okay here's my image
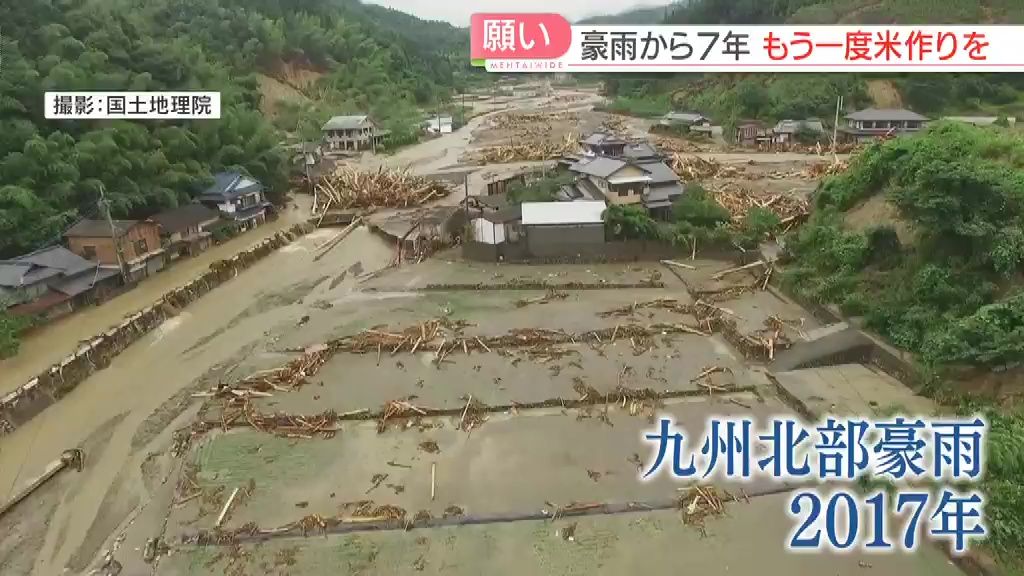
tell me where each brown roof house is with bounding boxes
[64,219,165,282]
[0,246,120,318]
[151,203,221,260]
[735,120,771,147]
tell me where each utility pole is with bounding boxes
[831,94,843,160]
[97,183,130,284]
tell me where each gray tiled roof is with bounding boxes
[0,263,30,287]
[845,108,928,122]
[643,182,685,208]
[152,204,220,234]
[52,267,120,297]
[622,142,661,160]
[64,219,138,238]
[322,115,372,131]
[637,161,678,184]
[570,157,628,178]
[581,132,626,146]
[0,246,99,289]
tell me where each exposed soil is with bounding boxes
[844,193,914,244]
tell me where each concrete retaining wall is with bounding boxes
[463,239,716,264]
[0,222,316,436]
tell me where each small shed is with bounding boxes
[521,201,606,258]
[423,115,454,134]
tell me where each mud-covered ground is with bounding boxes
[0,231,956,575]
[1,83,943,576]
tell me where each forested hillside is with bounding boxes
[577,3,680,24]
[0,0,472,259]
[781,123,1024,564]
[602,0,1024,127]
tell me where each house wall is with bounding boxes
[470,219,504,245]
[596,167,647,206]
[68,223,161,266]
[525,223,604,258]
[323,123,380,151]
[0,283,48,307]
[122,223,161,262]
[849,120,924,131]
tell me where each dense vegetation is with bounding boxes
[780,122,1024,563]
[577,3,680,24]
[604,184,777,248]
[0,0,472,260]
[785,122,1024,367]
[505,173,574,204]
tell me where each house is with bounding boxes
[0,246,120,318]
[568,153,684,218]
[735,121,771,147]
[151,204,221,259]
[423,115,453,135]
[839,108,928,143]
[521,201,606,258]
[569,157,650,206]
[638,161,685,221]
[580,132,628,157]
[469,203,523,245]
[321,115,389,152]
[199,171,271,231]
[773,119,826,145]
[64,219,165,281]
[621,141,663,163]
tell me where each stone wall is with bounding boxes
[0,222,315,435]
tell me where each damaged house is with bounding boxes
[151,203,221,260]
[321,115,390,152]
[64,219,165,282]
[0,246,121,318]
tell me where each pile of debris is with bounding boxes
[711,184,809,226]
[731,316,794,361]
[803,160,850,178]
[670,153,742,180]
[651,136,712,154]
[490,111,578,130]
[235,345,332,392]
[332,317,475,358]
[316,166,452,209]
[514,289,569,308]
[466,132,580,163]
[679,485,742,536]
[600,115,628,134]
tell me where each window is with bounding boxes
[618,189,629,197]
[239,193,259,209]
[82,245,97,260]
[134,239,148,254]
